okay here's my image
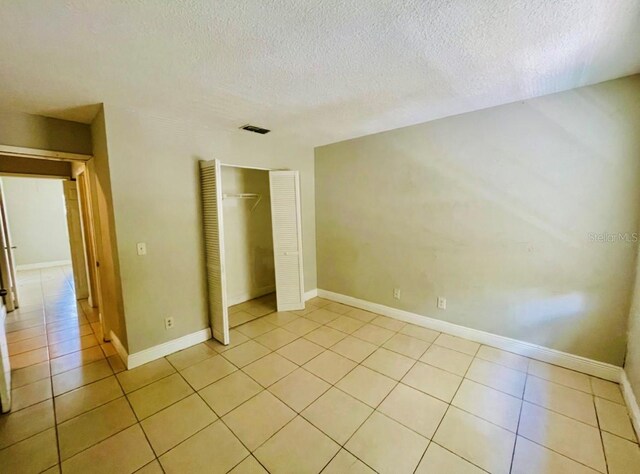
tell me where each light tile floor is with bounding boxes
[229,293,277,328]
[1,270,639,473]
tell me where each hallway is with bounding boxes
[1,265,122,472]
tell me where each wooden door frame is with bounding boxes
[75,169,99,308]
[0,145,110,339]
[0,181,19,311]
[0,145,91,162]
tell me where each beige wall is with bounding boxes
[315,76,640,365]
[1,177,71,266]
[0,109,92,154]
[222,166,275,305]
[625,246,640,403]
[102,104,316,353]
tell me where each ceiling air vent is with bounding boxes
[240,124,270,135]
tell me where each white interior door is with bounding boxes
[200,159,230,344]
[269,170,305,311]
[63,180,90,299]
[0,181,18,311]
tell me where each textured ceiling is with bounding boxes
[1,0,639,146]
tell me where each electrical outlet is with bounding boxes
[437,297,447,310]
[136,242,147,256]
[393,288,401,300]
[164,317,174,330]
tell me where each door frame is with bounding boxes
[75,168,100,308]
[0,181,19,311]
[0,145,110,339]
[0,144,91,162]
[211,163,306,333]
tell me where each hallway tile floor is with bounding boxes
[1,267,639,473]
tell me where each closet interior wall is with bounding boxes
[221,165,276,307]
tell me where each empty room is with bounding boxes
[0,1,639,473]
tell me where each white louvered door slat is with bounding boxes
[200,159,229,344]
[270,171,305,311]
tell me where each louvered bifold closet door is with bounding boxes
[269,171,305,311]
[200,159,229,344]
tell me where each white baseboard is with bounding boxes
[112,290,318,371]
[317,289,622,382]
[126,327,212,370]
[16,260,72,271]
[109,330,129,368]
[621,371,640,440]
[227,286,276,307]
[304,289,318,301]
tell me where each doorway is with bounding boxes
[0,143,121,414]
[221,165,277,328]
[0,165,106,413]
[199,160,306,345]
[0,177,93,311]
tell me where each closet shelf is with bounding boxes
[223,193,263,211]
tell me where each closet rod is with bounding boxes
[222,193,260,199]
[222,193,262,211]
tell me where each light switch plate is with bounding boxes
[136,242,147,256]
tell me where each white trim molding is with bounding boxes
[317,289,622,382]
[109,330,129,369]
[304,289,318,301]
[126,327,212,370]
[16,260,72,271]
[621,371,640,440]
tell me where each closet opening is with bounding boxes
[221,165,277,328]
[199,160,305,346]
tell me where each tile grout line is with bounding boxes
[232,337,379,472]
[204,328,344,471]
[194,303,398,471]
[53,292,105,469]
[513,376,618,474]
[508,373,528,474]
[515,431,611,473]
[409,341,494,474]
[305,308,490,472]
[148,321,502,470]
[76,350,161,470]
[592,378,611,474]
[40,269,63,473]
[167,303,602,473]
[337,343,424,473]
[3,293,634,473]
[163,354,270,473]
[51,287,137,471]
